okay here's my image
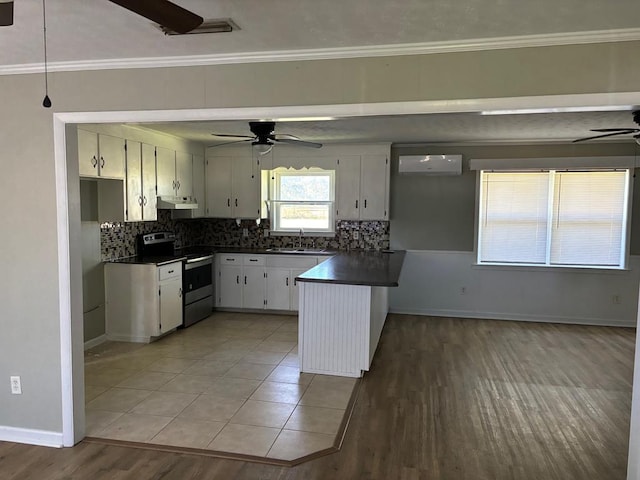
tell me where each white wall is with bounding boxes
[390,250,640,327]
[1,39,640,446]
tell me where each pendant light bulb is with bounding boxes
[42,95,51,108]
[41,0,51,109]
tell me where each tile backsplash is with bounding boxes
[101,212,390,261]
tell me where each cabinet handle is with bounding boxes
[286,277,289,286]
[172,180,176,189]
[168,269,174,274]
[355,200,358,209]
[294,278,297,286]
[236,275,240,284]
[177,180,181,190]
[138,196,143,206]
[235,199,238,207]
[226,258,235,262]
[364,199,367,208]
[249,259,258,262]
[91,156,98,168]
[227,198,230,207]
[244,276,247,285]
[100,156,105,168]
[143,196,147,206]
[178,288,182,298]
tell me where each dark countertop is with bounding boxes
[296,250,406,287]
[107,255,187,266]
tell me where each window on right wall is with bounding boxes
[477,169,631,269]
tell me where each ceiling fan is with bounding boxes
[108,0,203,34]
[211,122,323,154]
[573,110,640,144]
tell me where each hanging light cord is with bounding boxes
[42,0,51,108]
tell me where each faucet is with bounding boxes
[297,228,304,248]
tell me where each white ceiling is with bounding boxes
[4,1,640,145]
[2,0,640,67]
[136,110,640,146]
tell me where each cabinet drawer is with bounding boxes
[266,255,318,269]
[243,256,265,266]
[158,262,182,281]
[219,255,243,265]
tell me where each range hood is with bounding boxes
[156,196,198,210]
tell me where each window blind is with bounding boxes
[478,169,629,268]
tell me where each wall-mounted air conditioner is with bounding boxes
[398,154,462,175]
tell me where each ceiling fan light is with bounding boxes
[253,143,273,155]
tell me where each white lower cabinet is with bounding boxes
[105,261,183,343]
[216,254,321,312]
[215,254,266,309]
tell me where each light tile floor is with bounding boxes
[84,312,357,461]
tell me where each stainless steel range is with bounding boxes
[136,232,213,328]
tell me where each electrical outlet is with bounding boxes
[10,376,22,395]
[242,228,249,238]
[353,230,359,240]
[263,229,269,238]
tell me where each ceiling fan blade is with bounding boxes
[273,133,302,141]
[208,139,252,148]
[275,137,323,148]
[108,0,203,34]
[573,131,636,143]
[589,128,640,133]
[0,1,13,26]
[211,133,255,139]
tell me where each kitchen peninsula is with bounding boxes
[296,250,406,378]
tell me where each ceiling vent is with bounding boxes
[158,18,239,35]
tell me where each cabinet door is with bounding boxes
[206,156,233,217]
[218,265,243,308]
[360,155,389,220]
[335,156,361,220]
[192,154,206,218]
[141,143,158,221]
[175,151,193,197]
[156,147,176,197]
[125,140,143,222]
[98,134,125,179]
[78,129,99,177]
[243,266,266,309]
[290,268,310,311]
[232,157,261,219]
[266,268,291,310]
[159,277,183,334]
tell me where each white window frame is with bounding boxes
[269,168,335,234]
[475,166,633,270]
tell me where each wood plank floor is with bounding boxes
[0,315,635,480]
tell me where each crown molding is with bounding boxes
[2,27,640,75]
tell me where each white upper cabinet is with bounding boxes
[125,141,157,222]
[335,154,389,221]
[206,156,261,219]
[156,146,176,197]
[335,155,361,220]
[78,129,125,179]
[175,151,194,197]
[360,154,389,220]
[206,156,233,218]
[191,154,206,218]
[156,147,194,198]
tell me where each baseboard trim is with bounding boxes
[105,334,150,343]
[388,308,635,328]
[84,334,107,351]
[0,426,63,448]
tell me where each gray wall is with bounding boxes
[390,143,640,252]
[1,39,640,437]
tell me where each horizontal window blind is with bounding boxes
[478,169,629,268]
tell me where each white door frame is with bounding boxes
[55,93,640,479]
